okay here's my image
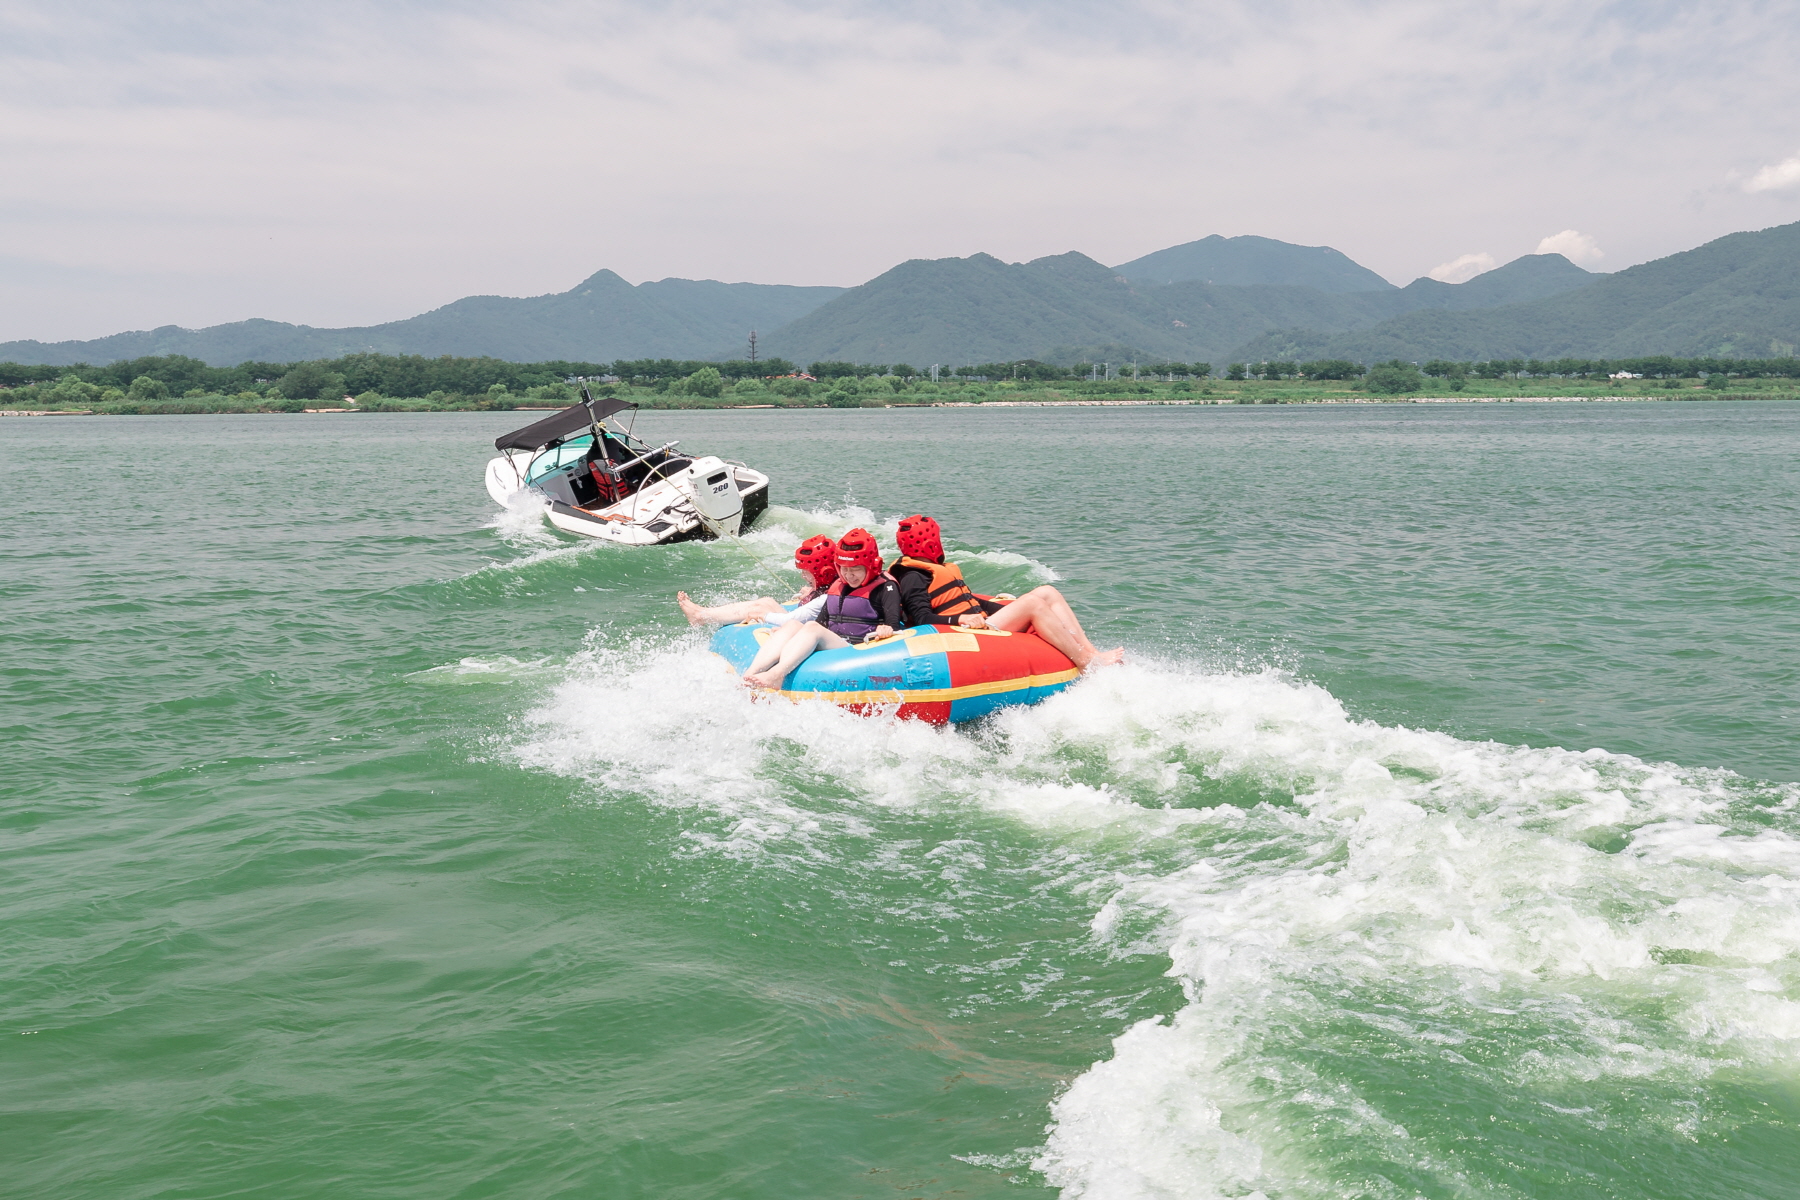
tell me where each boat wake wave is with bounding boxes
[503,592,1800,1198]
[473,501,1064,594]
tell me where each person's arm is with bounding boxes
[770,595,827,625]
[871,581,904,635]
[895,571,937,627]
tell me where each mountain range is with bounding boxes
[759,248,1597,366]
[5,225,1798,368]
[0,273,843,368]
[1230,222,1800,363]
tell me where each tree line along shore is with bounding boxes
[2,352,1798,415]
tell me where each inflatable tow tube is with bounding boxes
[709,621,1080,724]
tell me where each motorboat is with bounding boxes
[484,393,770,545]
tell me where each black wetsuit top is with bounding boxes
[892,562,1005,627]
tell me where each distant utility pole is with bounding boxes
[1132,362,1139,381]
[1090,363,1098,381]
[748,331,758,363]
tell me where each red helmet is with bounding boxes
[896,514,943,562]
[834,527,884,575]
[793,535,838,588]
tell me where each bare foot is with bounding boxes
[1084,647,1126,671]
[741,670,784,690]
[677,591,705,626]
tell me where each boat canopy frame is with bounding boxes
[493,394,636,452]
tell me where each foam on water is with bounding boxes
[409,656,554,685]
[474,498,1064,601]
[510,634,972,858]
[958,549,1064,583]
[1015,672,1800,1198]
[503,561,1800,1198]
[485,488,563,547]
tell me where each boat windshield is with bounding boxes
[523,428,656,485]
[524,435,595,484]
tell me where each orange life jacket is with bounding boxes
[894,555,983,618]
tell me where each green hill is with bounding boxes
[1229,223,1800,363]
[1112,233,1396,292]
[759,250,1594,366]
[1391,254,1597,310]
[0,272,845,368]
[759,251,1169,366]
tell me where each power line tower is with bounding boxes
[747,331,759,363]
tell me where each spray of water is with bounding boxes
[484,507,1800,1197]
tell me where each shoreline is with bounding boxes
[931,394,1661,408]
[0,393,1785,417]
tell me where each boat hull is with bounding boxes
[709,622,1079,724]
[487,452,770,546]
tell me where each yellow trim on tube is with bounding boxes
[777,668,1080,706]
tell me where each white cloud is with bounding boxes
[1534,230,1605,265]
[1428,252,1496,284]
[1744,153,1800,193]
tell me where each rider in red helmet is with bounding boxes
[741,528,904,690]
[890,513,1123,671]
[792,535,839,591]
[677,534,840,627]
[891,514,1003,628]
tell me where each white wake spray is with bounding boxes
[500,575,1800,1199]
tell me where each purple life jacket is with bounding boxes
[823,575,891,643]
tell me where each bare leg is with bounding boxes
[744,622,849,690]
[986,585,1124,671]
[678,591,782,627]
[742,619,808,678]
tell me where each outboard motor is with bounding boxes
[682,456,744,538]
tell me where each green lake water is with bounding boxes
[4,401,1798,1199]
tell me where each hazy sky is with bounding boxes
[5,0,1800,342]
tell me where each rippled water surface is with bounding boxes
[5,402,1799,1199]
